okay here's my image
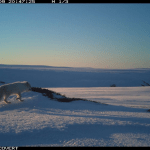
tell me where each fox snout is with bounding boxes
[29,88,32,91]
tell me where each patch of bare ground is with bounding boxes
[31,87,87,102]
[31,87,106,105]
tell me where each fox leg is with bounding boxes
[16,93,23,102]
[4,95,11,104]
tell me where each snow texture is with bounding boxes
[0,64,150,146]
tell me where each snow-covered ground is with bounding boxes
[48,87,150,109]
[0,64,150,87]
[0,64,150,146]
[0,87,150,146]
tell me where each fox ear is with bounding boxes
[26,82,31,87]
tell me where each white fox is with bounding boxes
[0,81,32,104]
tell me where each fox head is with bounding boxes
[0,87,4,100]
[25,82,32,91]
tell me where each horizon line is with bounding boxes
[0,63,150,70]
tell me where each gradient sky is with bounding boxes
[0,4,150,69]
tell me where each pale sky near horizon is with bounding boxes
[0,4,150,69]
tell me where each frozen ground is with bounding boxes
[0,64,150,146]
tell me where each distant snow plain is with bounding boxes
[0,64,150,146]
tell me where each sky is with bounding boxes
[0,4,150,69]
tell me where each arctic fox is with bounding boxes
[0,81,32,104]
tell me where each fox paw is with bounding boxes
[4,101,11,104]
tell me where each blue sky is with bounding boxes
[0,4,150,69]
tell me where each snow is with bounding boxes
[0,64,150,87]
[52,93,65,99]
[0,64,150,146]
[48,87,150,109]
